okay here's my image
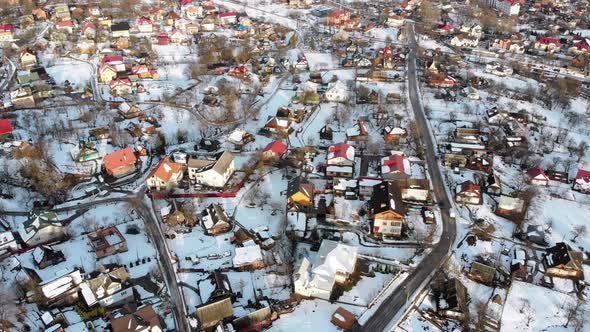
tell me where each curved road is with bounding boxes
[353,22,456,332]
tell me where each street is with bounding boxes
[353,21,457,332]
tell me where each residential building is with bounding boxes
[233,245,265,270]
[32,245,65,269]
[370,182,406,238]
[294,240,358,300]
[194,297,233,330]
[381,152,411,180]
[103,147,137,178]
[31,269,84,307]
[526,166,549,186]
[543,242,584,280]
[18,212,65,247]
[287,176,315,209]
[455,180,482,205]
[146,158,183,191]
[80,267,133,308]
[326,143,355,178]
[573,169,590,193]
[111,305,163,332]
[111,22,130,38]
[261,140,288,161]
[188,151,235,188]
[200,204,231,235]
[19,49,38,69]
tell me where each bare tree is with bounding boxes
[571,225,587,242]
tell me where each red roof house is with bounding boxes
[104,147,137,177]
[146,157,183,190]
[0,119,13,138]
[262,140,288,160]
[573,169,590,193]
[526,166,549,186]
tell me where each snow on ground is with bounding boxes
[501,281,585,332]
[270,300,364,332]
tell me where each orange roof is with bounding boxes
[148,158,182,182]
[104,147,137,172]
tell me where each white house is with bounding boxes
[18,212,65,247]
[146,158,183,191]
[294,240,358,300]
[488,0,520,16]
[324,81,349,103]
[188,151,235,188]
[450,35,479,48]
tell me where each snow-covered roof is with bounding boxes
[309,240,358,291]
[233,245,263,267]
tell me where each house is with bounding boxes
[103,147,137,178]
[264,116,292,135]
[194,297,234,330]
[31,269,83,307]
[326,143,355,178]
[71,142,100,163]
[488,0,520,15]
[324,81,349,103]
[428,74,457,88]
[170,29,188,44]
[526,166,549,186]
[200,204,231,235]
[0,119,13,140]
[54,4,71,20]
[381,152,411,180]
[294,240,358,300]
[18,212,65,247]
[88,226,128,259]
[383,126,407,144]
[186,23,200,34]
[79,266,133,308]
[326,9,351,27]
[218,12,238,25]
[137,17,154,33]
[182,1,203,20]
[573,169,590,193]
[534,37,561,52]
[227,128,255,148]
[469,261,496,285]
[0,231,19,257]
[400,179,432,205]
[55,21,75,33]
[32,245,65,269]
[486,173,502,195]
[387,15,405,28]
[111,22,130,38]
[262,140,288,161]
[450,35,479,48]
[146,158,183,191]
[345,120,369,144]
[370,182,406,238]
[431,273,468,319]
[98,64,118,83]
[111,305,162,332]
[11,88,36,108]
[32,8,50,20]
[496,195,524,218]
[0,24,14,41]
[543,242,584,280]
[19,49,38,69]
[188,151,235,188]
[233,245,265,270]
[109,78,133,95]
[287,176,315,210]
[455,180,482,205]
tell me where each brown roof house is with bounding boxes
[455,180,482,205]
[543,242,584,280]
[469,261,496,285]
[200,204,232,235]
[79,266,134,309]
[331,307,357,330]
[111,305,163,332]
[88,226,128,259]
[194,297,234,330]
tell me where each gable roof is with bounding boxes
[148,158,181,182]
[263,140,288,156]
[327,143,354,161]
[0,119,13,136]
[111,305,161,332]
[371,181,406,215]
[526,166,548,180]
[104,147,137,172]
[381,153,410,174]
[460,180,480,194]
[575,169,590,183]
[287,176,314,199]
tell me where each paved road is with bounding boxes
[136,193,191,332]
[353,22,457,332]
